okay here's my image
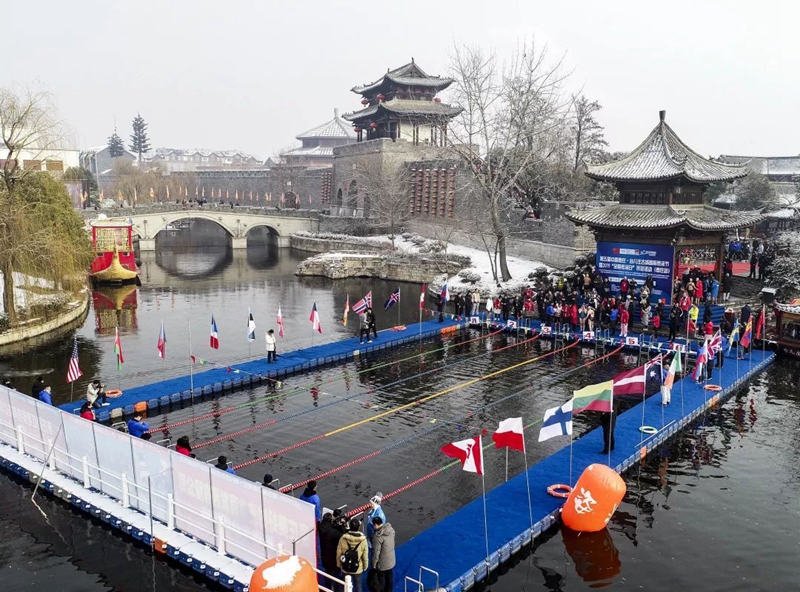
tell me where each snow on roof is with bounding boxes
[296,109,356,140]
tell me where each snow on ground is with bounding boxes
[0,272,61,316]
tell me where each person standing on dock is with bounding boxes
[337,518,368,592]
[265,329,277,363]
[319,513,343,589]
[175,436,194,456]
[437,295,446,323]
[215,455,236,474]
[370,516,396,592]
[127,414,151,439]
[79,402,96,421]
[366,307,378,340]
[299,480,322,524]
[37,385,53,405]
[365,493,386,548]
[31,376,45,399]
[262,474,276,489]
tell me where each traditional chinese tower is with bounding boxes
[567,111,763,299]
[343,59,462,145]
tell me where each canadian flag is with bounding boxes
[492,417,525,451]
[441,435,484,475]
[419,284,426,309]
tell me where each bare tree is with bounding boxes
[571,95,608,172]
[351,157,411,249]
[0,86,65,192]
[447,39,571,282]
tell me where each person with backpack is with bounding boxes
[337,518,368,592]
[370,516,396,592]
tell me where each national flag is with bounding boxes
[538,400,573,442]
[663,354,682,390]
[572,380,613,414]
[440,283,449,303]
[210,314,220,349]
[420,284,426,309]
[343,295,349,327]
[493,417,525,451]
[247,309,256,342]
[727,319,740,353]
[114,327,124,371]
[692,341,709,380]
[309,303,323,334]
[611,365,646,397]
[708,330,723,356]
[352,291,372,315]
[190,355,208,365]
[384,288,400,311]
[277,306,284,338]
[157,321,167,359]
[740,318,753,348]
[645,356,667,385]
[66,337,82,383]
[755,307,765,339]
[441,435,484,475]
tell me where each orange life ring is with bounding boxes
[105,389,123,398]
[547,483,573,498]
[703,385,722,392]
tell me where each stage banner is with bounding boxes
[596,242,675,304]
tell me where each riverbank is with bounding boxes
[0,289,90,353]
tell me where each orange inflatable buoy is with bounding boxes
[703,384,722,392]
[250,555,317,592]
[105,389,123,398]
[562,464,626,533]
[547,483,573,498]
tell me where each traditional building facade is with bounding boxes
[144,148,261,173]
[567,111,763,299]
[282,109,356,168]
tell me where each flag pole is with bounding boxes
[188,317,194,403]
[522,435,534,534]
[607,390,613,467]
[504,447,508,482]
[480,469,490,571]
[569,428,574,486]
[397,294,401,328]
[660,355,665,428]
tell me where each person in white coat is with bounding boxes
[265,329,277,363]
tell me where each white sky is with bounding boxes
[3,0,797,160]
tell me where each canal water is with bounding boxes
[0,233,798,591]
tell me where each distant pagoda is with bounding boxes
[343,59,462,145]
[282,109,356,167]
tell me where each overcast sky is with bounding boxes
[3,0,797,160]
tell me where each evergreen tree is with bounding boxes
[107,128,125,158]
[129,113,151,162]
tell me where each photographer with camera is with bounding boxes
[86,379,109,408]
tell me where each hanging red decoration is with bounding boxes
[434,97,441,103]
[376,94,385,102]
[361,98,369,106]
[354,126,361,133]
[369,122,378,129]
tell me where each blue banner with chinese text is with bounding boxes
[596,241,675,304]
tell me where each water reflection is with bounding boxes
[561,528,621,588]
[92,285,138,336]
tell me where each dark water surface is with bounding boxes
[0,244,798,591]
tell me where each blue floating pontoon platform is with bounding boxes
[393,328,775,592]
[59,319,464,416]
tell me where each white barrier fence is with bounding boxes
[0,385,318,569]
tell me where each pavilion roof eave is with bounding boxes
[565,204,765,232]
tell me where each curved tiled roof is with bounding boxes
[296,110,356,140]
[586,112,748,184]
[343,98,462,122]
[352,61,454,94]
[565,204,764,231]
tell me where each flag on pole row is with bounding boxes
[190,355,208,365]
[310,302,323,334]
[352,291,372,315]
[247,309,256,342]
[419,284,426,309]
[708,330,723,356]
[157,321,167,359]
[440,283,449,303]
[114,328,125,371]
[384,288,400,311]
[572,380,613,414]
[210,314,220,349]
[611,365,646,397]
[692,340,709,380]
[727,319,740,353]
[441,435,484,475]
[740,318,753,348]
[755,307,765,339]
[343,295,349,327]
[66,337,82,383]
[492,417,525,451]
[538,400,573,442]
[277,306,285,338]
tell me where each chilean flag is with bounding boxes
[210,314,220,349]
[309,302,323,334]
[157,321,167,359]
[441,435,484,475]
[492,417,525,452]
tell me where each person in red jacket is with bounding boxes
[620,307,630,337]
[651,311,661,337]
[79,402,96,421]
[569,303,579,331]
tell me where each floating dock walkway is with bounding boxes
[394,320,775,592]
[59,318,464,418]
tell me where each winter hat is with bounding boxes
[370,492,383,506]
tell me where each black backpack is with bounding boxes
[341,539,361,573]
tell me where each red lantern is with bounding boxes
[361,98,369,106]
[354,126,361,133]
[376,94,385,102]
[434,97,441,103]
[369,122,378,129]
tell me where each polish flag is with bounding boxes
[441,435,484,475]
[492,417,525,452]
[277,305,284,338]
[310,302,323,334]
[420,284,426,309]
[210,314,220,349]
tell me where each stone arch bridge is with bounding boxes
[84,206,320,251]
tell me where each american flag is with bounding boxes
[66,338,82,383]
[352,291,372,315]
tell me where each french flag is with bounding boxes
[210,314,220,349]
[441,283,449,303]
[492,417,525,451]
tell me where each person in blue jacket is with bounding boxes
[299,479,322,523]
[38,385,53,405]
[366,493,386,547]
[215,455,236,474]
[127,414,151,440]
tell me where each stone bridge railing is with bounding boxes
[80,204,321,220]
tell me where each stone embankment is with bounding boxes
[0,289,90,353]
[296,251,464,283]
